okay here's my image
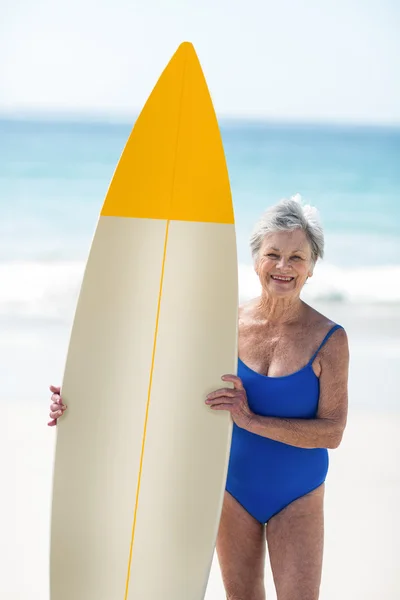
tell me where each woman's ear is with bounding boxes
[308,258,317,278]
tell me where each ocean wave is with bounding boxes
[1,260,399,321]
[0,261,83,321]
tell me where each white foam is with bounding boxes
[1,260,399,322]
[0,261,83,320]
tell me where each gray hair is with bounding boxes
[249,194,324,263]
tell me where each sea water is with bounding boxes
[1,116,399,323]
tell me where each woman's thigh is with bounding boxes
[266,484,325,600]
[216,491,266,600]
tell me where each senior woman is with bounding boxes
[205,196,349,600]
[48,196,349,600]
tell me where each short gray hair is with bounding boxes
[249,194,324,263]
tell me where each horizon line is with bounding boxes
[0,109,399,131]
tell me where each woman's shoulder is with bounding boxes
[304,303,338,329]
[304,304,348,354]
[238,298,257,316]
[238,298,262,328]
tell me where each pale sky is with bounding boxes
[1,0,399,124]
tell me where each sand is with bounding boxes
[2,301,400,599]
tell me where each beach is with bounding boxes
[1,302,400,599]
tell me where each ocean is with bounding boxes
[1,116,400,598]
[1,117,400,323]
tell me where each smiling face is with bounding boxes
[255,228,315,299]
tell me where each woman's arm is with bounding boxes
[247,328,349,449]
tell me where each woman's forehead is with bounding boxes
[261,229,311,251]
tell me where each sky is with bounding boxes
[1,0,399,124]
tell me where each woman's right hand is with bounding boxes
[48,385,67,426]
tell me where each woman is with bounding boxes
[48,195,349,600]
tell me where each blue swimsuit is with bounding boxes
[226,324,343,524]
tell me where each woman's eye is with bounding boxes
[291,256,302,260]
[267,253,279,258]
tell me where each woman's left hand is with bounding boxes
[205,374,255,430]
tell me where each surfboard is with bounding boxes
[49,42,238,600]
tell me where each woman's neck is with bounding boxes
[256,293,304,325]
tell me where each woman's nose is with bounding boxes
[277,256,290,270]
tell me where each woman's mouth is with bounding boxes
[270,275,294,283]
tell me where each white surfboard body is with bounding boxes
[49,42,238,600]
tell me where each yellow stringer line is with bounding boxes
[123,46,188,600]
[123,219,170,600]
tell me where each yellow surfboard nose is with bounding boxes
[100,42,234,225]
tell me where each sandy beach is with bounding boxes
[1,300,399,599]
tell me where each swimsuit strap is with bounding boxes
[308,324,343,366]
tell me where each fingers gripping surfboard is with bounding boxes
[49,42,238,600]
